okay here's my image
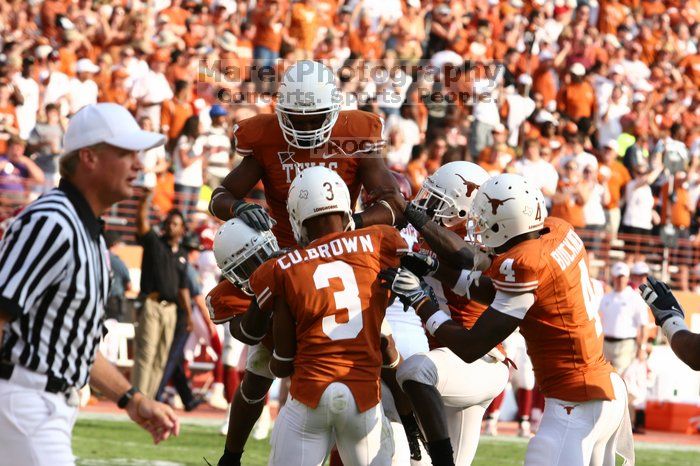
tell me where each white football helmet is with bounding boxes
[287,166,353,246]
[276,60,341,149]
[214,218,279,295]
[469,173,547,250]
[411,161,489,227]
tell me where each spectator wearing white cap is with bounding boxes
[67,58,99,115]
[598,262,650,373]
[504,74,536,147]
[629,261,650,291]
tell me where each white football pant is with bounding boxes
[397,347,509,465]
[525,373,632,466]
[268,382,393,466]
[0,368,79,466]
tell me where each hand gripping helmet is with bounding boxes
[287,166,353,246]
[213,218,279,294]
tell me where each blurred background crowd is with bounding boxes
[0,0,699,431]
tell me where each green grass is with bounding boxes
[73,418,699,466]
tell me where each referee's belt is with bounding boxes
[146,292,176,305]
[0,361,72,394]
[603,336,636,343]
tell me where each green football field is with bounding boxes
[73,418,699,466]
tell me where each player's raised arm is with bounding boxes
[641,277,700,370]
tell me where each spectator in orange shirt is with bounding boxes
[550,160,589,228]
[599,0,630,35]
[599,140,632,239]
[533,51,558,112]
[286,0,319,59]
[406,145,429,196]
[252,0,284,67]
[349,13,384,60]
[101,69,136,113]
[557,63,596,121]
[161,80,194,144]
[0,83,20,157]
[426,137,448,175]
[660,170,694,290]
[477,124,514,176]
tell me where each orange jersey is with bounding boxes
[250,225,406,412]
[205,280,253,324]
[486,217,614,402]
[233,111,384,248]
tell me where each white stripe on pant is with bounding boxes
[0,368,78,466]
[268,382,394,466]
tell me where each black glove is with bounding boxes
[639,276,685,326]
[379,267,436,311]
[403,203,431,232]
[400,250,438,278]
[233,201,275,231]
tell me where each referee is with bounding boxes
[0,103,180,465]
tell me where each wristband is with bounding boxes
[272,350,295,362]
[117,386,140,409]
[382,353,401,369]
[661,315,688,342]
[426,311,451,336]
[352,213,364,229]
[377,200,396,226]
[208,191,225,216]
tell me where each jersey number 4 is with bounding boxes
[314,261,363,340]
[579,260,602,336]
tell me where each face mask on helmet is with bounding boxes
[412,184,465,227]
[277,107,339,149]
[221,231,279,295]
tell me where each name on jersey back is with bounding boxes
[277,234,375,270]
[551,229,585,271]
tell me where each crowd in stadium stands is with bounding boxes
[0,0,697,424]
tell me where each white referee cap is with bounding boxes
[63,103,165,154]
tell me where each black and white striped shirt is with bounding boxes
[0,179,109,388]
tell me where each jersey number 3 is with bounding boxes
[314,261,363,340]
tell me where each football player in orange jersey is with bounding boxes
[382,173,633,466]
[250,166,406,466]
[207,219,281,466]
[208,60,404,247]
[391,162,509,466]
